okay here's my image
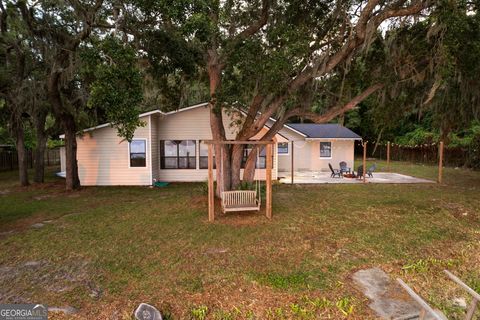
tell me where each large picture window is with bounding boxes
[129,140,147,167]
[278,142,289,155]
[319,142,332,158]
[199,141,215,169]
[161,140,196,169]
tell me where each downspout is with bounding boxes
[149,115,153,185]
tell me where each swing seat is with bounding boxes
[221,190,261,213]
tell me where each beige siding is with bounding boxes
[67,106,285,185]
[76,115,151,186]
[157,105,241,140]
[278,140,313,172]
[157,107,278,182]
[60,147,66,172]
[277,139,355,173]
[308,140,355,171]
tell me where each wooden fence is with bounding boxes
[0,148,61,171]
[356,142,469,168]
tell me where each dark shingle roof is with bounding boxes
[286,123,362,139]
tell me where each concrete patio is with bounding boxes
[279,171,434,184]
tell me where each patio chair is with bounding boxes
[339,161,351,175]
[367,163,377,178]
[329,163,342,178]
[356,165,364,179]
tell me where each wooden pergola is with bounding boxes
[204,140,274,222]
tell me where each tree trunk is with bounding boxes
[371,127,384,156]
[48,73,80,190]
[33,135,47,183]
[230,144,245,189]
[207,50,231,196]
[14,121,29,187]
[33,111,48,183]
[242,146,258,183]
[63,116,80,191]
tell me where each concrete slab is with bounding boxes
[279,172,433,184]
[353,268,446,320]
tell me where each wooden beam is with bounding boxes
[266,143,272,219]
[208,144,215,222]
[387,141,390,172]
[363,141,367,183]
[204,140,274,145]
[438,141,444,184]
[396,279,445,320]
[444,270,480,301]
[466,298,478,320]
[291,141,294,185]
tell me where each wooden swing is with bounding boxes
[221,189,260,212]
[204,140,273,221]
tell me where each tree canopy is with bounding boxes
[1,0,480,189]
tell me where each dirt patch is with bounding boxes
[213,211,267,226]
[0,259,99,303]
[190,195,208,208]
[441,201,478,221]
[0,213,54,233]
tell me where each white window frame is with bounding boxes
[319,141,332,159]
[128,138,148,168]
[277,142,289,156]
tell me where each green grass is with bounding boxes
[0,163,479,319]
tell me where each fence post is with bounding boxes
[363,141,367,183]
[438,141,444,184]
[290,141,294,185]
[387,141,390,172]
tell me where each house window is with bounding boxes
[278,142,289,154]
[319,142,332,158]
[241,145,273,169]
[160,140,196,169]
[199,141,215,169]
[130,140,147,167]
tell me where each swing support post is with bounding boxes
[205,140,275,222]
[208,144,215,222]
[266,143,273,219]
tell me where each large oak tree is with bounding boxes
[127,0,430,193]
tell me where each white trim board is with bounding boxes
[59,110,164,139]
[305,137,362,141]
[164,102,209,115]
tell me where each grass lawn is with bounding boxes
[0,162,479,319]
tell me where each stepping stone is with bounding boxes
[204,247,229,255]
[452,297,467,309]
[134,303,162,320]
[31,223,45,229]
[353,268,446,320]
[24,261,42,267]
[48,306,78,315]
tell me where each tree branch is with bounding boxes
[231,0,270,43]
[252,83,382,144]
[289,83,384,123]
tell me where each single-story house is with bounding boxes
[59,102,361,185]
